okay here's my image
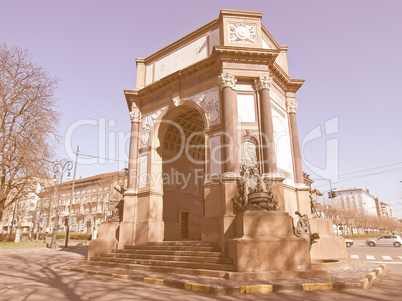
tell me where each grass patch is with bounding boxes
[0,241,47,249]
[342,234,384,239]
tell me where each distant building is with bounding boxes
[43,170,128,234]
[1,171,127,235]
[380,202,393,218]
[336,188,378,216]
[0,178,51,234]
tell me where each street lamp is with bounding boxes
[49,160,72,249]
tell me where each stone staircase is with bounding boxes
[81,241,236,278]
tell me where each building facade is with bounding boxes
[336,188,378,216]
[0,179,51,235]
[1,171,127,236]
[380,202,393,218]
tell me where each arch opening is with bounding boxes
[159,108,207,241]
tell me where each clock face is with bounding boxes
[228,22,257,44]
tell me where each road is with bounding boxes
[347,239,402,274]
[0,243,401,300]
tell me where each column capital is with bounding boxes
[255,75,272,91]
[130,111,142,123]
[219,73,237,90]
[287,102,298,114]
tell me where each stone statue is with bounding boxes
[108,200,123,222]
[294,211,320,245]
[233,163,279,213]
[309,188,323,218]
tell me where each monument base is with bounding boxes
[88,222,119,259]
[228,211,311,272]
[310,218,348,269]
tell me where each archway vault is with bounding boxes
[159,106,207,241]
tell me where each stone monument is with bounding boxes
[89,9,348,274]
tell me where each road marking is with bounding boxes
[351,255,359,259]
[368,261,402,265]
[398,256,402,260]
[366,255,375,260]
[382,256,393,261]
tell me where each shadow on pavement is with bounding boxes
[59,243,88,258]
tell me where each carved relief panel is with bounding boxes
[228,22,257,44]
[141,107,167,147]
[188,87,220,126]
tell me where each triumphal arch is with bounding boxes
[89,9,347,274]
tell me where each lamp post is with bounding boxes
[49,160,73,249]
[65,146,79,248]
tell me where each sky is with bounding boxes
[1,0,402,217]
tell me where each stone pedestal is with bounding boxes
[310,218,348,261]
[202,175,239,249]
[88,222,119,259]
[228,211,311,272]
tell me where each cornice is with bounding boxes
[124,89,140,111]
[219,9,263,19]
[270,62,304,93]
[126,46,304,109]
[213,45,280,59]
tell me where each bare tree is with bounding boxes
[0,43,59,222]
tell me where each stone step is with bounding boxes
[101,253,233,264]
[111,249,223,258]
[134,241,220,247]
[122,245,222,252]
[90,256,236,271]
[80,260,231,278]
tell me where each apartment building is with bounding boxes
[336,188,378,216]
[1,171,127,235]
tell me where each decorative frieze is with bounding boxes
[141,107,166,146]
[130,111,142,123]
[286,102,298,114]
[228,22,257,44]
[219,73,237,90]
[255,75,272,91]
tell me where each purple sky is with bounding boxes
[2,1,402,217]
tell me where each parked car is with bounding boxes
[365,235,402,247]
[345,239,353,247]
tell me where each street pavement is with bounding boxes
[0,243,402,300]
[347,239,402,274]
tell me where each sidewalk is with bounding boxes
[60,260,386,295]
[0,246,396,300]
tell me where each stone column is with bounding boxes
[287,101,304,184]
[256,75,277,174]
[127,110,141,191]
[219,73,239,174]
[117,109,142,248]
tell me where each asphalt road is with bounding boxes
[0,244,401,300]
[347,239,402,274]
